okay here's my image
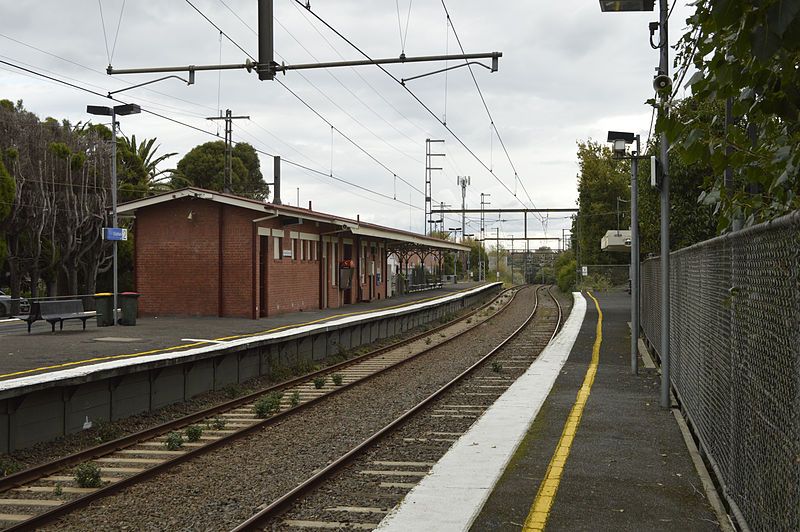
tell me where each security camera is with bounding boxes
[653,74,672,91]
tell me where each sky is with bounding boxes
[0,0,695,247]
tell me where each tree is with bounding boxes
[172,141,269,199]
[574,140,630,266]
[660,0,800,229]
[0,155,14,271]
[116,134,176,202]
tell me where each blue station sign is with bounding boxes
[103,227,128,241]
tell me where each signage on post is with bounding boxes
[582,266,589,276]
[103,227,128,241]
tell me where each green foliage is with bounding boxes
[491,361,503,373]
[116,134,177,202]
[332,373,343,386]
[574,141,630,265]
[290,390,301,407]
[0,158,14,222]
[557,259,577,293]
[661,1,800,229]
[313,375,326,389]
[207,416,227,430]
[578,273,612,292]
[185,425,203,442]
[74,462,102,488]
[254,392,283,417]
[172,141,269,199]
[164,431,184,450]
[0,455,22,477]
[222,384,242,399]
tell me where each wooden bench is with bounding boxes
[14,300,96,333]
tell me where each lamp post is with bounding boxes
[600,0,671,408]
[608,131,641,375]
[87,103,141,326]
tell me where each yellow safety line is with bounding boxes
[522,291,603,532]
[0,284,486,380]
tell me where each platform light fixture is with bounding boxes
[87,102,142,326]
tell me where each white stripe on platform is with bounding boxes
[375,292,586,532]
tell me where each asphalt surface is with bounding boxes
[0,282,483,381]
[471,290,721,532]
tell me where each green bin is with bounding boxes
[119,292,140,326]
[94,292,114,327]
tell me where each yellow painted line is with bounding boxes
[0,284,486,380]
[522,291,603,532]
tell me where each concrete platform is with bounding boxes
[0,282,500,453]
[0,282,482,382]
[378,290,723,531]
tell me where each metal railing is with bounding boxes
[641,210,800,532]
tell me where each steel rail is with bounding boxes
[0,286,521,531]
[231,285,561,531]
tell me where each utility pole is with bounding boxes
[206,109,249,193]
[658,0,671,409]
[480,193,491,281]
[457,175,470,279]
[425,139,445,235]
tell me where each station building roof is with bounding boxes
[117,187,470,252]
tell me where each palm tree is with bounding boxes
[117,135,177,195]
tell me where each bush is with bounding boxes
[491,361,503,373]
[290,390,301,407]
[578,273,612,292]
[0,456,22,477]
[332,373,343,386]
[185,425,203,442]
[557,259,577,293]
[207,416,227,430]
[74,462,102,488]
[313,376,326,389]
[164,431,184,450]
[254,392,283,418]
[93,421,122,443]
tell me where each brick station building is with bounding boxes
[117,187,468,319]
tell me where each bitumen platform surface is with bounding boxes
[378,290,722,531]
[0,282,482,383]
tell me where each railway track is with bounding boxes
[0,286,519,530]
[234,286,563,531]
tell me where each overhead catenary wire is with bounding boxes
[0,57,425,214]
[293,0,533,215]
[439,0,541,220]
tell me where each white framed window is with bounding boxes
[312,241,318,261]
[290,238,296,260]
[273,237,280,260]
[300,240,305,260]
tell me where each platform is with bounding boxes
[378,290,725,531]
[0,282,482,383]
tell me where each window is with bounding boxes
[300,240,305,260]
[273,237,280,260]
[360,243,366,284]
[312,241,318,261]
[291,238,296,260]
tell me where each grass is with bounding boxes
[491,361,503,373]
[254,392,283,418]
[185,425,203,442]
[164,431,184,451]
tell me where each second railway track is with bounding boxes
[237,285,564,531]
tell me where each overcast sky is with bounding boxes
[0,0,694,246]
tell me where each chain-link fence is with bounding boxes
[641,210,800,532]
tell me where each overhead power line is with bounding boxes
[293,0,532,213]
[0,57,423,214]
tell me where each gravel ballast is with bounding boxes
[43,287,541,531]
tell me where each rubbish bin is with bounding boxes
[94,292,114,327]
[119,292,140,326]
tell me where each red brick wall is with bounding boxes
[264,221,323,316]
[220,205,255,318]
[135,198,222,317]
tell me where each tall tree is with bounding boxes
[171,141,269,200]
[660,0,800,228]
[117,134,176,201]
[574,140,630,266]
